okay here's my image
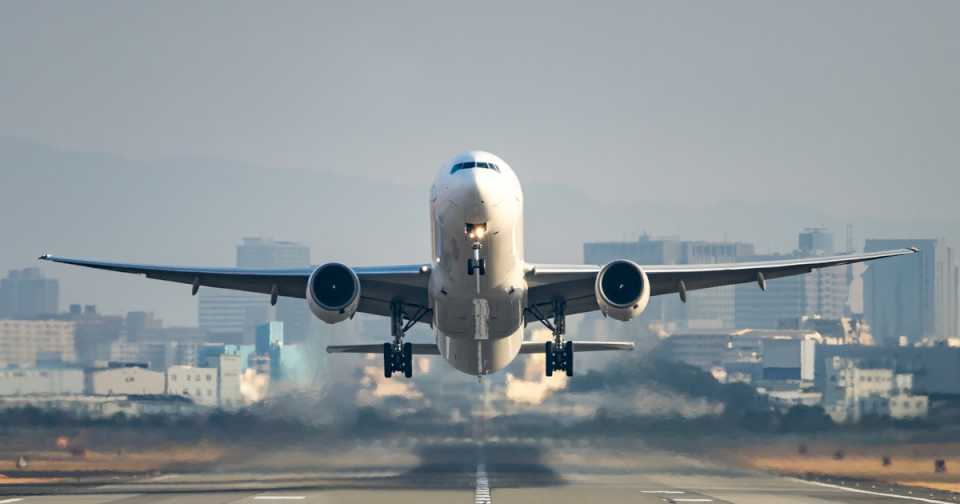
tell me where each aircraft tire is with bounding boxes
[383,343,393,378]
[545,341,554,377]
[403,342,413,378]
[564,341,574,377]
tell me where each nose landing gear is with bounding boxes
[467,257,486,276]
[465,223,487,279]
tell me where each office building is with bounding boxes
[0,268,59,319]
[0,320,75,367]
[822,357,928,423]
[124,311,163,342]
[166,365,219,407]
[735,228,850,329]
[199,237,311,344]
[863,239,958,344]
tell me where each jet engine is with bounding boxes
[595,260,651,321]
[306,263,360,324]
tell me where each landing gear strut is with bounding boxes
[383,301,427,378]
[526,299,573,377]
[467,243,486,276]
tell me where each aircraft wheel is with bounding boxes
[467,258,475,276]
[564,341,574,377]
[478,258,486,275]
[383,343,393,378]
[403,342,413,378]
[545,341,554,377]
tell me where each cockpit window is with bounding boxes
[450,161,500,174]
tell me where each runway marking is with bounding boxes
[669,499,712,503]
[146,474,178,481]
[0,499,24,504]
[475,461,492,504]
[639,490,685,494]
[797,479,954,504]
[254,497,306,501]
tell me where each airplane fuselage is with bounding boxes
[429,152,526,375]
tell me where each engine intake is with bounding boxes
[595,260,650,321]
[307,263,360,324]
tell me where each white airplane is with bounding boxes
[41,151,916,378]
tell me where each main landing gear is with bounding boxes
[526,299,574,377]
[383,301,428,378]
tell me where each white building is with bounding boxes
[166,365,219,407]
[0,320,76,366]
[216,354,244,408]
[822,357,928,423]
[88,366,165,395]
[0,368,84,396]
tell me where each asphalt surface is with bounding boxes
[2,440,959,504]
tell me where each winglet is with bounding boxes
[38,253,51,261]
[909,246,920,253]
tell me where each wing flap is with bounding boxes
[518,341,635,353]
[326,343,440,355]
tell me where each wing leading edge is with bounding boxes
[525,247,918,321]
[38,254,431,322]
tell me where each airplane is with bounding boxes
[40,151,917,379]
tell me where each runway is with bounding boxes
[2,440,958,504]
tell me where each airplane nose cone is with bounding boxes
[455,169,503,223]
[454,169,504,215]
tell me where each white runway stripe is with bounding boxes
[254,497,306,501]
[797,479,954,504]
[0,499,24,504]
[475,461,492,504]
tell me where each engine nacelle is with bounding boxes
[306,263,360,324]
[595,260,651,321]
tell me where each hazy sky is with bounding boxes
[1,1,958,325]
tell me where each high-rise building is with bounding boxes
[735,229,849,329]
[198,289,269,345]
[584,235,754,331]
[863,238,958,345]
[198,238,312,344]
[0,268,59,319]
[237,238,311,344]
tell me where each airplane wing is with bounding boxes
[38,254,431,322]
[525,248,918,321]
